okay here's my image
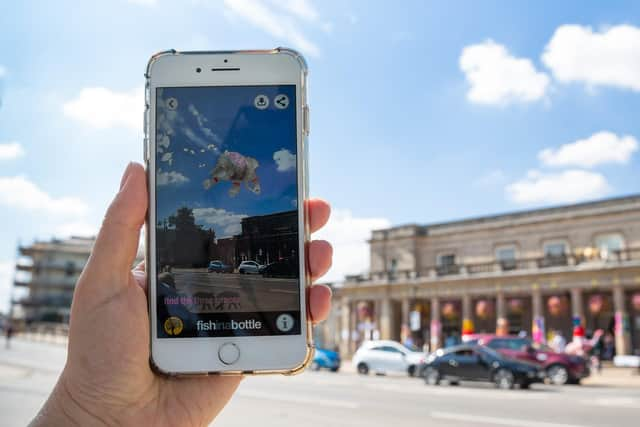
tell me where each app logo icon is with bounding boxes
[164,316,184,336]
[274,94,289,109]
[254,94,269,110]
[275,313,295,332]
[166,97,178,111]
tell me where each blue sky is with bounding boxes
[155,85,298,237]
[1,1,639,311]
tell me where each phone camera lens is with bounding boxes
[224,59,228,63]
[196,67,202,73]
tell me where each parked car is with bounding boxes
[352,340,426,376]
[261,258,297,278]
[238,260,264,274]
[310,348,341,372]
[469,335,589,385]
[421,344,546,389]
[207,260,233,273]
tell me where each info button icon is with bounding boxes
[275,313,295,332]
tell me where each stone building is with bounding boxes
[12,237,95,323]
[330,195,640,357]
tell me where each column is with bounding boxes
[379,298,392,340]
[531,287,545,344]
[401,298,410,343]
[570,288,584,327]
[496,291,508,336]
[613,286,631,356]
[430,297,441,351]
[339,297,350,356]
[349,300,358,354]
[462,294,474,337]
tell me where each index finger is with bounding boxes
[307,198,330,233]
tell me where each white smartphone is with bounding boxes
[144,49,312,375]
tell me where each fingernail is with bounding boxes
[120,162,135,190]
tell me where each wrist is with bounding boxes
[30,371,111,427]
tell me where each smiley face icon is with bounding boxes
[164,316,184,336]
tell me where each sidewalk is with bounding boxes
[582,366,640,388]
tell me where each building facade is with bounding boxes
[331,195,640,357]
[12,237,95,323]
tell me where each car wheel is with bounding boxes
[408,365,417,377]
[448,380,460,386]
[520,381,531,389]
[424,367,440,386]
[239,269,245,274]
[357,362,369,375]
[494,369,515,390]
[330,366,340,372]
[310,361,320,371]
[547,365,569,385]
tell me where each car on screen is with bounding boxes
[207,260,233,273]
[261,258,297,278]
[420,344,545,389]
[310,348,341,372]
[469,335,589,385]
[237,260,265,274]
[353,340,426,376]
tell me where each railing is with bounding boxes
[362,246,640,283]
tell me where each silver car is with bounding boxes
[238,260,264,274]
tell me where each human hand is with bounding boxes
[31,162,333,427]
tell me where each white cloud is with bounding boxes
[542,24,640,91]
[0,176,88,217]
[222,0,322,57]
[273,148,296,171]
[506,170,610,205]
[0,142,25,160]
[313,209,391,283]
[272,0,318,21]
[0,261,14,314]
[0,65,6,78]
[460,40,550,105]
[54,221,98,238]
[63,87,143,131]
[539,131,638,168]
[193,207,248,237]
[157,170,190,186]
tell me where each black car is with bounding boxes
[420,344,545,389]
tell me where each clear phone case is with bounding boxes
[144,48,313,376]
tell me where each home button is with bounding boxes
[218,343,240,365]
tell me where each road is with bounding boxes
[170,269,299,312]
[1,339,639,427]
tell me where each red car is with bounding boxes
[468,335,589,385]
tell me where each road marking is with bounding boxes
[430,411,588,427]
[237,389,360,409]
[583,397,640,408]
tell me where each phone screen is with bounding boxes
[154,85,301,338]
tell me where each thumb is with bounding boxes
[79,163,148,300]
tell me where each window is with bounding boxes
[436,253,458,275]
[487,338,529,350]
[541,240,568,267]
[496,246,517,270]
[65,261,75,277]
[453,349,474,357]
[595,233,624,260]
[381,346,405,354]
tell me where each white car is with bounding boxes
[238,260,264,274]
[352,340,426,376]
